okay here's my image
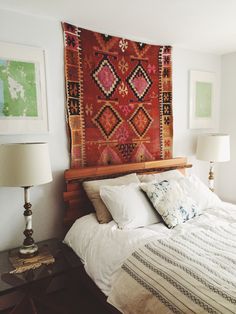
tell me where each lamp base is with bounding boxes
[20,186,38,259]
[208,161,215,192]
[19,243,38,258]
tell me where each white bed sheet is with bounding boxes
[64,202,236,296]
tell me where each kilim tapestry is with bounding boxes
[62,22,173,168]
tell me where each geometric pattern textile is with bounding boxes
[62,22,173,168]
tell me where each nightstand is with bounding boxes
[0,238,82,313]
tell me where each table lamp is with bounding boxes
[196,134,230,191]
[0,143,52,258]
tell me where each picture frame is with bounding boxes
[0,42,48,134]
[189,70,216,129]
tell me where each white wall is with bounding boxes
[0,9,222,250]
[172,48,221,183]
[218,53,236,203]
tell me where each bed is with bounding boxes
[63,158,236,314]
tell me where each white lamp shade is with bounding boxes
[0,142,52,187]
[196,134,230,162]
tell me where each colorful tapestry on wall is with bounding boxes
[62,22,173,168]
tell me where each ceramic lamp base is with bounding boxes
[19,243,38,258]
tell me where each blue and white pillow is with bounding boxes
[140,180,201,228]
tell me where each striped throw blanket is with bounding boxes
[108,225,236,314]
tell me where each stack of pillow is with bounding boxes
[83,170,222,230]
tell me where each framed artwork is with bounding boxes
[0,42,48,134]
[189,70,216,129]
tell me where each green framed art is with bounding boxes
[189,70,216,129]
[0,42,48,134]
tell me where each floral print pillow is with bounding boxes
[140,180,201,228]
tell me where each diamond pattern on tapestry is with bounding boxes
[63,22,173,167]
[116,143,137,161]
[129,106,153,137]
[127,63,152,100]
[93,104,122,139]
[98,146,122,165]
[133,143,155,162]
[92,58,120,98]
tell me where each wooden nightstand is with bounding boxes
[0,238,82,313]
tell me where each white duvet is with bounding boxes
[64,202,236,296]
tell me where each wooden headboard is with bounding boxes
[63,157,191,228]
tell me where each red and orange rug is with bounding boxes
[62,22,173,168]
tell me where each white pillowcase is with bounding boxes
[177,175,222,211]
[83,173,140,223]
[141,180,201,228]
[138,169,183,183]
[100,183,161,229]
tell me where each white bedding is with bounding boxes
[64,201,236,296]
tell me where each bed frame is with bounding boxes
[63,157,191,313]
[63,157,190,229]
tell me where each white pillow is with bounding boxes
[140,180,201,228]
[83,173,140,223]
[138,169,183,183]
[100,183,161,229]
[177,175,222,210]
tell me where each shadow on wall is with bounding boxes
[32,169,67,241]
